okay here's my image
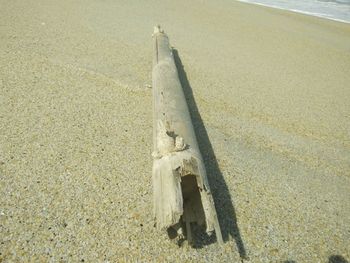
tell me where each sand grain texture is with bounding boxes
[1,0,350,262]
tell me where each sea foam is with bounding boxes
[237,0,350,23]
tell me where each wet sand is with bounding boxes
[1,0,349,261]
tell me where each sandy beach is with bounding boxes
[1,0,350,261]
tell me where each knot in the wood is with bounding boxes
[175,136,186,151]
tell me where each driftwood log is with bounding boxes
[152,25,223,244]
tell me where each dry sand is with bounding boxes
[1,0,350,262]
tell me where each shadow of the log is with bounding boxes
[173,49,247,259]
[329,255,349,263]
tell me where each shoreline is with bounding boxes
[236,0,350,24]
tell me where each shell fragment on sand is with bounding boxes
[151,25,223,245]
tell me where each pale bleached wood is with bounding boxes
[152,25,223,244]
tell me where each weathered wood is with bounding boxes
[152,25,223,244]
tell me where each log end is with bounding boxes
[153,25,164,35]
[152,152,223,245]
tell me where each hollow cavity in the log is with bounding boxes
[167,172,206,244]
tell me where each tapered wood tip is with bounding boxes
[153,25,164,35]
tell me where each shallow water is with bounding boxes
[237,0,350,23]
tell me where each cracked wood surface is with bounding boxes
[151,26,223,244]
